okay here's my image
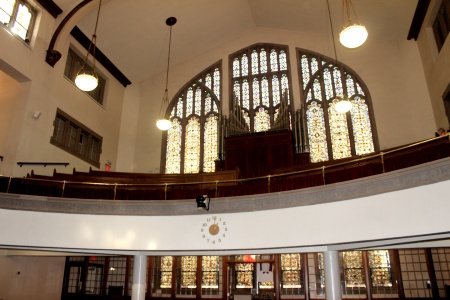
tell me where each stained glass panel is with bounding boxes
[165,118,182,174]
[181,256,197,288]
[281,74,290,104]
[186,88,194,116]
[272,75,280,106]
[346,75,355,98]
[307,101,328,162]
[333,68,344,98]
[281,254,301,288]
[214,68,220,100]
[351,97,374,155]
[177,98,183,118]
[203,114,217,173]
[184,117,200,174]
[311,58,319,75]
[241,54,248,76]
[234,81,241,106]
[368,251,392,287]
[205,95,212,114]
[161,256,173,288]
[323,68,334,100]
[251,50,259,75]
[313,79,322,101]
[236,263,253,288]
[270,49,278,72]
[242,80,250,110]
[205,73,212,90]
[279,50,287,71]
[202,256,219,288]
[0,0,15,24]
[260,48,268,73]
[261,77,270,107]
[213,102,218,113]
[306,90,312,101]
[253,78,260,108]
[195,88,202,115]
[343,251,365,288]
[233,58,240,78]
[329,100,351,159]
[356,82,365,96]
[254,107,270,132]
[301,55,310,90]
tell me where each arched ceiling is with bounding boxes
[53,0,418,84]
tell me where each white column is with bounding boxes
[132,254,147,300]
[323,250,342,300]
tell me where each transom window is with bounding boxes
[163,62,221,174]
[298,49,377,162]
[231,44,293,132]
[0,0,36,43]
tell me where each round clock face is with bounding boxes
[201,216,227,244]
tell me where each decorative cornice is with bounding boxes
[1,158,449,216]
[407,0,431,41]
[36,0,63,19]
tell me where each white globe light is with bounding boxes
[339,24,368,49]
[75,73,98,91]
[156,119,172,130]
[335,100,352,113]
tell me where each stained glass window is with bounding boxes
[281,74,290,104]
[1,0,36,43]
[165,118,182,174]
[260,48,268,73]
[272,75,280,106]
[203,115,218,172]
[161,256,173,288]
[281,254,301,288]
[299,49,376,162]
[233,58,240,78]
[241,54,248,76]
[254,107,270,132]
[253,78,260,108]
[279,50,287,71]
[202,256,219,288]
[368,251,392,287]
[251,50,259,75]
[164,62,221,174]
[181,256,197,288]
[184,116,200,174]
[242,79,250,110]
[342,251,365,288]
[236,263,253,288]
[270,49,278,72]
[261,77,270,107]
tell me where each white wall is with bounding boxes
[133,27,436,173]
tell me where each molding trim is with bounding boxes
[407,0,431,40]
[36,0,63,18]
[1,157,449,216]
[70,26,132,87]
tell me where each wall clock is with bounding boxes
[201,216,227,244]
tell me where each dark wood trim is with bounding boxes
[171,256,177,299]
[222,256,228,300]
[62,257,71,294]
[362,251,372,300]
[303,253,310,300]
[101,257,110,295]
[407,0,431,40]
[391,250,405,299]
[273,254,280,300]
[196,256,202,299]
[70,26,132,87]
[425,249,440,298]
[82,257,89,294]
[46,0,93,67]
[124,256,131,297]
[36,0,62,18]
[147,256,154,299]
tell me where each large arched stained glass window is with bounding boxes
[298,49,377,162]
[231,44,293,132]
[163,62,221,174]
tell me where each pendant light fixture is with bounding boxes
[75,0,103,92]
[339,0,368,49]
[327,0,352,113]
[156,17,177,131]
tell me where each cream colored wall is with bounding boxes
[0,6,126,177]
[0,255,65,300]
[416,0,450,130]
[133,27,436,173]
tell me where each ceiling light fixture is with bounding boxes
[75,0,102,92]
[339,0,368,49]
[327,0,352,113]
[156,17,177,131]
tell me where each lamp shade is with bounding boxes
[156,119,172,130]
[335,100,352,113]
[339,24,368,49]
[75,73,98,91]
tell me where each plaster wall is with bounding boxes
[416,0,450,130]
[134,27,436,173]
[0,255,65,300]
[0,7,126,177]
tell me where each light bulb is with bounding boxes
[75,73,98,91]
[339,24,368,49]
[156,119,172,130]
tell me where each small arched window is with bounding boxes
[298,49,378,162]
[162,62,221,174]
[0,0,37,43]
[230,44,293,132]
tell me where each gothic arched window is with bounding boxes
[298,49,378,163]
[162,62,221,174]
[231,44,293,132]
